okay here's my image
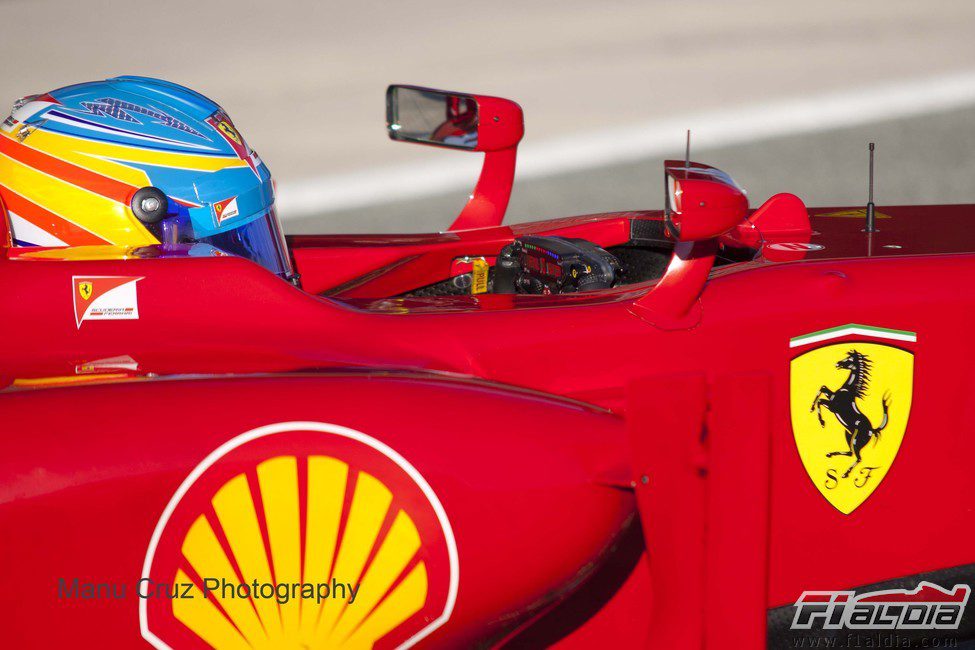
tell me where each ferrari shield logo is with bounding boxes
[216,119,242,145]
[789,325,916,514]
[78,281,93,301]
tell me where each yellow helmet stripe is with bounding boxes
[29,129,248,184]
[0,151,156,246]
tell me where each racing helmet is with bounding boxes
[0,76,296,282]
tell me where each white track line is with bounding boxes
[276,70,975,220]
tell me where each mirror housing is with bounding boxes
[386,85,523,153]
[664,161,748,242]
[386,85,525,230]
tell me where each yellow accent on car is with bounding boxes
[173,455,430,649]
[471,258,489,294]
[790,342,914,514]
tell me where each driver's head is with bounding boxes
[0,76,295,281]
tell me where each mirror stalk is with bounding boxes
[630,240,715,329]
[387,85,524,231]
[448,147,517,231]
[632,160,750,328]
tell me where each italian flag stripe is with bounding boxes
[789,324,916,348]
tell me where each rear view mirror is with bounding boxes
[387,86,479,150]
[664,161,748,241]
[385,84,524,229]
[386,85,523,153]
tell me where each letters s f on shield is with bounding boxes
[789,325,915,514]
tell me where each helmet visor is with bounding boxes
[194,207,294,281]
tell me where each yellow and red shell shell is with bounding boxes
[141,422,457,649]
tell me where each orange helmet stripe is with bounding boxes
[2,188,109,245]
[0,133,137,205]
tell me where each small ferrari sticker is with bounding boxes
[74,354,139,375]
[206,111,262,180]
[213,196,239,224]
[790,324,915,514]
[72,276,143,328]
[215,118,242,146]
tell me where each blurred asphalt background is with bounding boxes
[3,0,975,232]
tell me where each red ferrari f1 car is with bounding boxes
[2,83,973,649]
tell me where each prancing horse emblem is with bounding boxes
[811,350,890,479]
[78,281,93,301]
[789,327,915,514]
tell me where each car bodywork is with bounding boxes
[2,86,974,648]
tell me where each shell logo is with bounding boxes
[141,422,458,649]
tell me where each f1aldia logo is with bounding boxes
[792,582,970,631]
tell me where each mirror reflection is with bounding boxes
[387,86,478,149]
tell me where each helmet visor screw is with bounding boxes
[141,197,161,213]
[131,187,169,223]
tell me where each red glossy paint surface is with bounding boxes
[0,375,633,646]
[449,147,518,231]
[448,93,524,231]
[4,185,975,646]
